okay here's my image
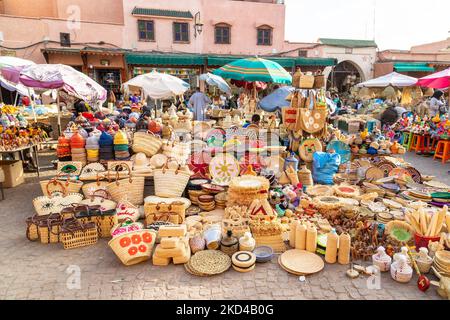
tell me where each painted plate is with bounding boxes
[209,153,240,186]
[206,128,226,147]
[405,167,422,184]
[188,151,212,178]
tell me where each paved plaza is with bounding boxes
[0,151,448,300]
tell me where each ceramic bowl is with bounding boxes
[253,246,274,263]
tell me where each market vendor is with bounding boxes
[429,90,447,117]
[188,87,211,121]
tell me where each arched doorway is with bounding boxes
[327,60,364,93]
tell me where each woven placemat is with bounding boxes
[279,250,324,275]
[188,250,231,276]
[278,256,306,276]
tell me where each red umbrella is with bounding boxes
[417,67,450,105]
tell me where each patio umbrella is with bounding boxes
[122,71,190,100]
[356,72,417,88]
[199,73,231,94]
[213,57,292,85]
[230,79,267,91]
[259,86,295,112]
[417,68,450,89]
[0,56,36,103]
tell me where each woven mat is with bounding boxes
[279,250,324,275]
[188,250,231,276]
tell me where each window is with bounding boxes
[138,20,155,41]
[257,26,272,46]
[298,50,308,57]
[345,48,353,54]
[60,33,71,47]
[215,24,230,44]
[173,22,189,43]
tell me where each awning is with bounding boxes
[207,56,335,67]
[295,57,337,66]
[126,53,205,66]
[394,62,435,72]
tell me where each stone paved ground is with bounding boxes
[0,150,448,300]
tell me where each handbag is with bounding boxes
[106,163,145,206]
[59,217,98,250]
[74,204,118,238]
[40,173,83,197]
[153,162,191,198]
[115,198,140,222]
[298,69,315,89]
[33,190,84,216]
[132,131,163,157]
[26,213,62,244]
[297,108,328,134]
[80,189,116,211]
[81,174,110,198]
[144,201,186,226]
[57,161,83,176]
[282,106,298,131]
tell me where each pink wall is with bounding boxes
[122,0,286,55]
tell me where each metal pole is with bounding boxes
[57,90,61,136]
[13,91,18,107]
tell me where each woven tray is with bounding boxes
[279,249,324,275]
[187,250,231,276]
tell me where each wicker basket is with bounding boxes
[76,207,118,239]
[106,164,145,206]
[298,71,315,89]
[144,202,186,226]
[40,174,83,196]
[154,164,191,198]
[81,174,109,198]
[108,229,157,266]
[26,213,62,243]
[60,218,98,250]
[313,70,325,89]
[132,131,162,157]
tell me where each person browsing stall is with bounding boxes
[188,87,211,121]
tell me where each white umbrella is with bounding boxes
[0,56,36,105]
[356,72,418,88]
[199,73,231,94]
[122,71,190,100]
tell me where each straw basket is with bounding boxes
[154,164,191,198]
[108,229,157,266]
[40,174,83,196]
[299,72,315,89]
[132,131,163,157]
[81,174,109,198]
[313,70,325,88]
[59,218,98,250]
[106,164,145,206]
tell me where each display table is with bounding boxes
[0,143,42,177]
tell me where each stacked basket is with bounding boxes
[70,131,87,165]
[114,130,130,160]
[99,131,114,161]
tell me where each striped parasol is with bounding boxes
[213,57,292,85]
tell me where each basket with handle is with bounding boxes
[297,68,315,89]
[153,161,191,198]
[144,201,186,226]
[40,173,83,196]
[132,131,163,157]
[38,214,63,244]
[106,163,145,206]
[81,173,109,198]
[313,69,326,88]
[74,203,118,238]
[59,217,98,250]
[108,228,157,266]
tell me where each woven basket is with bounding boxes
[81,174,109,198]
[313,70,325,88]
[40,174,83,196]
[132,131,162,157]
[60,219,98,250]
[299,71,315,89]
[106,164,145,206]
[144,202,186,226]
[154,164,191,198]
[108,229,157,266]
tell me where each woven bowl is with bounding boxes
[253,246,274,263]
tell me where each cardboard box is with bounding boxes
[0,160,25,188]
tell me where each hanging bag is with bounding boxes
[298,70,315,89]
[314,69,326,89]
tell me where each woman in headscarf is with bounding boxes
[429,90,445,116]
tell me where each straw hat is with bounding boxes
[133,153,150,170]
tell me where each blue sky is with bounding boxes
[285,0,450,50]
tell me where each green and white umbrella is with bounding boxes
[213,57,292,85]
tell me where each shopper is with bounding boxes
[188,87,211,121]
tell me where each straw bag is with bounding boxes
[80,189,116,211]
[57,161,83,176]
[40,173,83,197]
[132,131,162,157]
[282,107,298,131]
[74,205,118,238]
[106,164,145,206]
[292,69,302,89]
[26,213,62,244]
[154,163,191,198]
[313,70,325,89]
[116,198,140,222]
[33,192,84,216]
[298,69,315,89]
[108,228,157,266]
[297,109,327,134]
[81,174,109,198]
[59,218,98,250]
[144,201,186,226]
